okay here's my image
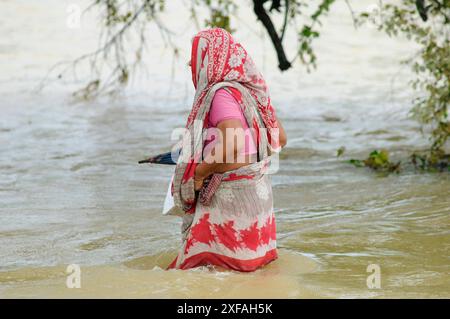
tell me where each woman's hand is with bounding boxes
[194,175,204,191]
[194,165,206,191]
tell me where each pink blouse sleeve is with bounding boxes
[209,88,248,128]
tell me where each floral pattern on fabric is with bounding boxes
[183,212,276,255]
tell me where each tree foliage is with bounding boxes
[358,0,449,169]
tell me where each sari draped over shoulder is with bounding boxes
[168,28,279,271]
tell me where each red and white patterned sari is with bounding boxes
[168,28,279,272]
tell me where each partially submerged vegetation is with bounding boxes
[338,148,449,173]
[348,150,401,173]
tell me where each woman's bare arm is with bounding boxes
[194,116,287,190]
[267,117,287,156]
[276,117,287,148]
[194,119,249,190]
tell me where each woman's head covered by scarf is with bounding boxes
[187,28,278,142]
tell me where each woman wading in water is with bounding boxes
[168,28,287,271]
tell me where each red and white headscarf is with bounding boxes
[173,28,279,214]
[188,28,278,134]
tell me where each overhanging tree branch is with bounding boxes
[253,0,292,71]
